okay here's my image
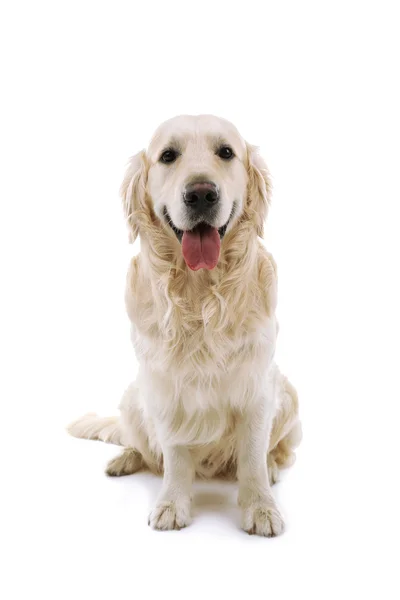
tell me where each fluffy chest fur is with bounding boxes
[125,240,278,412]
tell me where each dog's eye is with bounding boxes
[217,146,234,160]
[160,149,179,164]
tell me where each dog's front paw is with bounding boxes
[148,500,192,531]
[241,502,285,537]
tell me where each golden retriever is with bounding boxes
[68,114,301,537]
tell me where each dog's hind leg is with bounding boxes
[267,370,302,482]
[106,448,143,477]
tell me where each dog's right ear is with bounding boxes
[120,150,147,243]
[245,143,272,238]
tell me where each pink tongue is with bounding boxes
[182,227,221,271]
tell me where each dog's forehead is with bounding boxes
[147,115,246,160]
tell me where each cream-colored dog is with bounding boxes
[69,115,301,537]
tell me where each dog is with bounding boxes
[68,114,301,537]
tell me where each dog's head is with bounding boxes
[121,115,271,271]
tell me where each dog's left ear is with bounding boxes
[246,143,272,237]
[120,150,147,243]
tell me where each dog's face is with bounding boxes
[122,115,270,271]
[148,115,247,237]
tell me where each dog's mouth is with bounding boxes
[163,207,234,271]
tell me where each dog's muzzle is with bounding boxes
[183,181,219,221]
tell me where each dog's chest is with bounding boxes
[125,254,276,380]
[129,295,273,382]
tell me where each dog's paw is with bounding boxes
[267,454,279,485]
[241,502,285,537]
[105,448,142,477]
[148,500,192,531]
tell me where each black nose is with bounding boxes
[184,182,219,210]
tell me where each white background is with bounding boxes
[1,1,399,598]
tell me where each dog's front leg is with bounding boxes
[237,394,285,537]
[148,445,194,531]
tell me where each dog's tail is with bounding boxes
[67,413,122,445]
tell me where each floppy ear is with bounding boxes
[246,143,272,237]
[120,150,147,242]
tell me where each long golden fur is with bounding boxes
[69,115,301,536]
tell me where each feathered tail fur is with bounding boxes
[67,413,122,446]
